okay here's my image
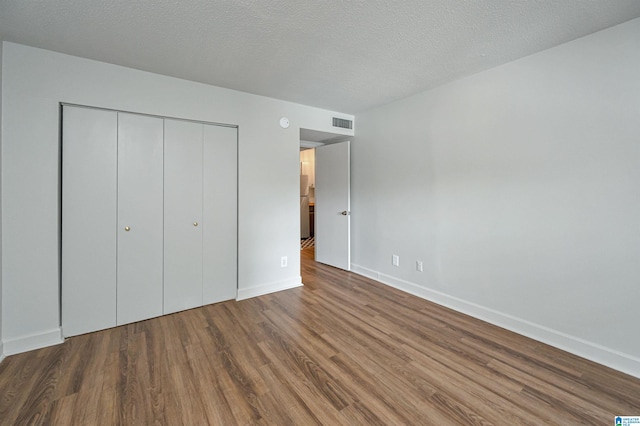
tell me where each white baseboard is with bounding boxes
[351,263,640,379]
[236,276,303,301]
[0,342,5,364]
[3,328,64,356]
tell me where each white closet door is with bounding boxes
[117,113,164,325]
[163,119,204,314]
[203,125,238,304]
[62,106,117,337]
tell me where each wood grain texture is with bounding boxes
[0,248,638,425]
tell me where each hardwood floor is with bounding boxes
[1,248,639,425]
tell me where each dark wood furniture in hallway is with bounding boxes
[0,248,638,424]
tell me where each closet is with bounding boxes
[61,105,237,337]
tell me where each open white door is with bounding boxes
[315,141,350,270]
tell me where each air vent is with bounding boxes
[332,117,353,130]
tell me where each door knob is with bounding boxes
[340,211,350,216]
[193,222,198,227]
[124,226,131,231]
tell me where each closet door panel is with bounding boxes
[117,113,164,325]
[62,106,117,337]
[164,119,203,314]
[203,125,238,304]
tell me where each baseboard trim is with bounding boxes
[0,342,5,364]
[351,263,640,379]
[3,328,64,356]
[236,277,303,301]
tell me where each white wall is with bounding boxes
[0,42,353,354]
[352,18,640,377]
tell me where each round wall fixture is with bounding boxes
[279,117,290,129]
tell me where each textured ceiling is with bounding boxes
[1,1,640,113]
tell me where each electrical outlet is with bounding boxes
[281,256,288,268]
[392,254,400,267]
[416,260,424,272]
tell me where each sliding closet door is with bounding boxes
[62,106,117,337]
[203,124,238,304]
[164,119,204,314]
[117,113,164,325]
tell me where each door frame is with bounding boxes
[299,128,352,273]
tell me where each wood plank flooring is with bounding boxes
[1,248,639,424]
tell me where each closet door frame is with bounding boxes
[60,104,238,336]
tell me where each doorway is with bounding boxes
[299,146,315,247]
[299,128,351,271]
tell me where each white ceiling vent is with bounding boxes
[332,117,353,130]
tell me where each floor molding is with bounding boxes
[351,263,640,379]
[236,277,303,301]
[3,328,64,356]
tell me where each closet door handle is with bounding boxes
[193,222,198,227]
[124,226,131,231]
